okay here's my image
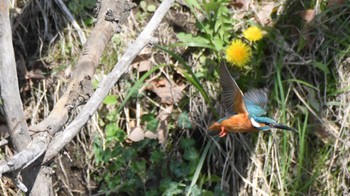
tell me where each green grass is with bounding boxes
[95,1,350,195]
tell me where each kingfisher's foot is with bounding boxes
[219,127,227,137]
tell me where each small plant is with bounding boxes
[177,0,234,53]
[68,0,96,25]
[93,86,221,194]
[93,120,221,194]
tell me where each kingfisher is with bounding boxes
[208,63,297,137]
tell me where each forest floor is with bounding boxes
[1,0,350,195]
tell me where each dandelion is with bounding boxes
[243,26,264,42]
[225,39,252,67]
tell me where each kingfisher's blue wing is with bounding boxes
[243,88,268,117]
[219,63,248,115]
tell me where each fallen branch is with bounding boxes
[0,133,49,175]
[29,0,135,135]
[44,0,175,162]
[0,0,174,180]
[0,0,134,186]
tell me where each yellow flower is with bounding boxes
[243,26,264,42]
[225,39,252,67]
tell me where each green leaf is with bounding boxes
[84,17,94,26]
[212,35,224,51]
[328,84,350,96]
[186,185,201,196]
[93,145,102,164]
[286,79,318,91]
[297,35,307,53]
[313,61,330,74]
[105,123,125,142]
[103,95,117,105]
[159,179,173,192]
[123,147,137,162]
[176,33,215,49]
[141,113,156,122]
[115,128,127,142]
[147,118,159,132]
[163,182,184,196]
[105,123,118,139]
[178,112,192,129]
[202,190,214,196]
[106,109,118,122]
[147,4,156,12]
[150,150,164,164]
[214,18,223,33]
[213,184,227,196]
[131,159,146,174]
[140,1,147,11]
[180,138,195,149]
[203,2,220,16]
[186,141,213,196]
[183,0,203,12]
[141,113,159,132]
[184,147,198,161]
[173,42,216,50]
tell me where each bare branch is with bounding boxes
[0,1,31,150]
[44,0,175,162]
[29,0,136,135]
[0,0,134,176]
[0,0,174,183]
[0,133,49,175]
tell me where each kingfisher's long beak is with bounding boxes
[272,123,298,132]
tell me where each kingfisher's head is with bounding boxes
[250,116,297,132]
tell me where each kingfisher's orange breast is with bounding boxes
[208,114,258,133]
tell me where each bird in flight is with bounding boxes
[208,63,297,137]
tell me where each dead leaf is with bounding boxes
[146,79,186,105]
[128,126,145,142]
[157,105,173,145]
[301,9,315,23]
[131,49,152,72]
[25,69,45,80]
[150,78,166,87]
[129,120,136,129]
[254,2,276,26]
[230,0,249,10]
[144,131,158,139]
[138,60,152,72]
[146,78,186,105]
[158,105,173,121]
